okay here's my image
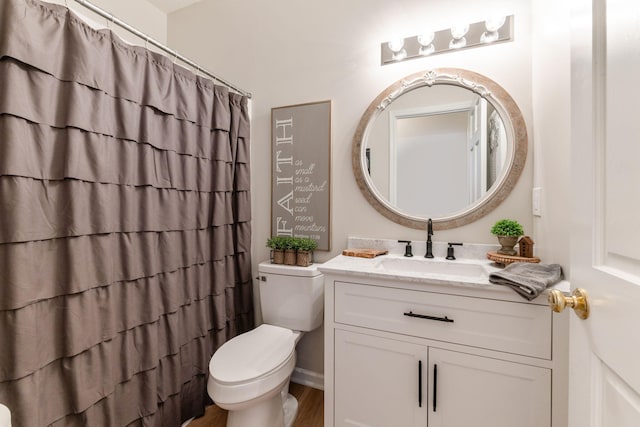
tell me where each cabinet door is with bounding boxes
[428,348,551,427]
[334,330,427,427]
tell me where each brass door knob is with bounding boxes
[548,288,590,319]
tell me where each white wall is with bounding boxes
[531,0,572,274]
[167,0,573,378]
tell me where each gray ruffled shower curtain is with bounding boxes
[0,0,254,425]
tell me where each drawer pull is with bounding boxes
[404,311,454,323]
[418,360,423,407]
[433,363,438,412]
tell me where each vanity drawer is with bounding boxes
[334,281,552,359]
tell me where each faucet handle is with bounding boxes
[398,240,413,257]
[446,242,463,260]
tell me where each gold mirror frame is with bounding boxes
[352,68,528,230]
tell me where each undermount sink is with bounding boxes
[375,256,489,279]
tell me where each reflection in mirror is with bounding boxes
[367,85,508,217]
[353,68,527,230]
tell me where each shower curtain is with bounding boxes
[0,0,254,425]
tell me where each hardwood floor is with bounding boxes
[187,382,324,427]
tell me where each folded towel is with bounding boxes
[489,263,563,301]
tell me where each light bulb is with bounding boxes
[417,31,435,47]
[449,37,467,49]
[392,49,407,61]
[419,44,435,56]
[485,16,506,32]
[480,31,499,44]
[450,24,469,40]
[387,38,405,53]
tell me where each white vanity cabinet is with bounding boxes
[427,347,550,427]
[335,330,428,426]
[323,270,568,427]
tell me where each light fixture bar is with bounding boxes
[381,15,514,66]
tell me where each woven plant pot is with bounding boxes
[296,250,313,267]
[272,249,284,264]
[284,249,297,265]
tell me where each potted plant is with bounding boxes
[296,237,318,267]
[266,236,288,264]
[283,236,298,265]
[490,219,524,256]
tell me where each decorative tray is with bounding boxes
[342,248,389,258]
[487,251,541,265]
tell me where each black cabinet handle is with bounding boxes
[418,360,422,407]
[404,311,454,323]
[433,363,438,412]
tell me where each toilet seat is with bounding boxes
[211,324,296,384]
[208,324,297,405]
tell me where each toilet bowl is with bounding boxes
[207,261,324,427]
[0,404,11,427]
[208,325,300,427]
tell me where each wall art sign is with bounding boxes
[271,100,332,250]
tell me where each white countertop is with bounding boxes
[318,251,570,299]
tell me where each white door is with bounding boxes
[569,0,640,425]
[333,330,427,427]
[467,97,487,204]
[428,348,551,427]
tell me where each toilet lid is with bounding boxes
[210,324,295,384]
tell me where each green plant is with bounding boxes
[297,237,318,252]
[268,236,319,252]
[490,219,524,237]
[286,236,301,251]
[266,236,289,250]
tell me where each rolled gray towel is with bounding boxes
[489,263,563,300]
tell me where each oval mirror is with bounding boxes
[353,68,527,230]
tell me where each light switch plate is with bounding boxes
[532,187,542,217]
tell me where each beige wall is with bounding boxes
[167,0,571,377]
[48,0,167,44]
[169,0,534,262]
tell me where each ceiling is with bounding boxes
[146,0,203,14]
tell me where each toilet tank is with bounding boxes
[257,261,324,331]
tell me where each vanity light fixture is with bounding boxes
[381,15,513,65]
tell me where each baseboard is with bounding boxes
[291,367,324,391]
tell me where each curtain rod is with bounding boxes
[72,0,252,98]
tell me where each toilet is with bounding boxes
[207,261,324,427]
[0,404,10,427]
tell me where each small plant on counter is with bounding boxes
[266,236,288,250]
[297,237,318,252]
[267,236,319,266]
[490,219,524,256]
[267,236,288,264]
[283,236,298,265]
[490,219,524,237]
[285,236,300,250]
[296,237,318,267]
